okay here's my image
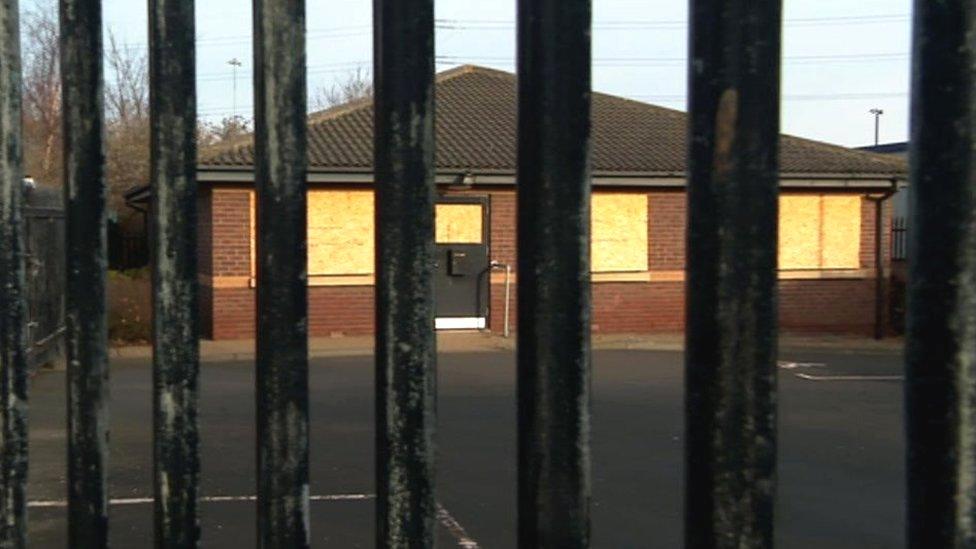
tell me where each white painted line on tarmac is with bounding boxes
[778,361,826,370]
[795,373,904,382]
[437,502,480,548]
[28,493,375,509]
[29,493,481,548]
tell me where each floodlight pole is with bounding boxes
[870,108,884,146]
[228,58,243,118]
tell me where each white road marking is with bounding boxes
[777,361,826,370]
[28,493,375,509]
[436,502,480,548]
[795,373,904,382]
[29,493,481,548]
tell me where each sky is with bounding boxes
[66,0,911,148]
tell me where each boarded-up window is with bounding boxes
[250,190,374,279]
[307,190,374,275]
[591,193,649,273]
[779,195,861,269]
[436,204,484,243]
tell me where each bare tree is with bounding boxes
[102,33,150,212]
[105,33,148,124]
[21,0,62,184]
[312,67,373,110]
[198,115,252,148]
[20,3,151,205]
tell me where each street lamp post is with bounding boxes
[870,108,884,146]
[228,58,243,118]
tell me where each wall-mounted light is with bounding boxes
[452,171,476,188]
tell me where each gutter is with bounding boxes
[865,179,900,340]
[196,165,906,189]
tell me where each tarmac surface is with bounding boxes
[26,343,904,547]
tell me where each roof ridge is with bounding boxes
[436,64,515,81]
[200,64,908,176]
[780,132,907,170]
[592,89,687,119]
[590,91,903,171]
[201,64,515,161]
[198,119,256,162]
[304,64,513,125]
[593,88,903,172]
[306,93,374,125]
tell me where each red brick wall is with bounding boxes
[209,288,254,340]
[212,190,252,277]
[210,285,375,340]
[488,191,516,265]
[649,192,686,270]
[202,184,890,339]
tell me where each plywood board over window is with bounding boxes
[436,204,483,243]
[778,194,861,270]
[307,190,375,275]
[252,189,377,278]
[591,193,649,273]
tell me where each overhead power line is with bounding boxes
[196,60,370,82]
[435,13,910,30]
[435,52,909,68]
[115,13,911,52]
[193,50,907,83]
[117,25,372,51]
[633,92,908,104]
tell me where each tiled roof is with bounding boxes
[201,65,907,177]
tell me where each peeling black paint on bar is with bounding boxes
[373,0,438,545]
[252,0,310,546]
[905,1,976,546]
[0,1,27,546]
[516,0,592,546]
[685,0,782,547]
[149,0,200,546]
[59,0,109,545]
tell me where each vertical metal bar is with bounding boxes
[905,1,976,546]
[373,0,437,545]
[684,0,782,546]
[252,0,309,546]
[516,0,592,546]
[149,0,199,546]
[873,196,886,341]
[60,0,109,545]
[504,264,512,339]
[0,0,27,545]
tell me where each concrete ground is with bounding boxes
[27,340,904,547]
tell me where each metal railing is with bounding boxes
[23,181,66,372]
[0,0,973,547]
[892,216,908,261]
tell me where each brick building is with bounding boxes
[182,65,906,339]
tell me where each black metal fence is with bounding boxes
[892,216,908,261]
[24,182,66,371]
[108,225,150,271]
[0,0,974,547]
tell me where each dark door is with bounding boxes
[434,196,489,329]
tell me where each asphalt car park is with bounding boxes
[26,347,903,547]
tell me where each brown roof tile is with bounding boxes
[200,65,907,177]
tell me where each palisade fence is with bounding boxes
[892,216,908,261]
[0,0,973,548]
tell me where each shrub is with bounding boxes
[108,268,151,344]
